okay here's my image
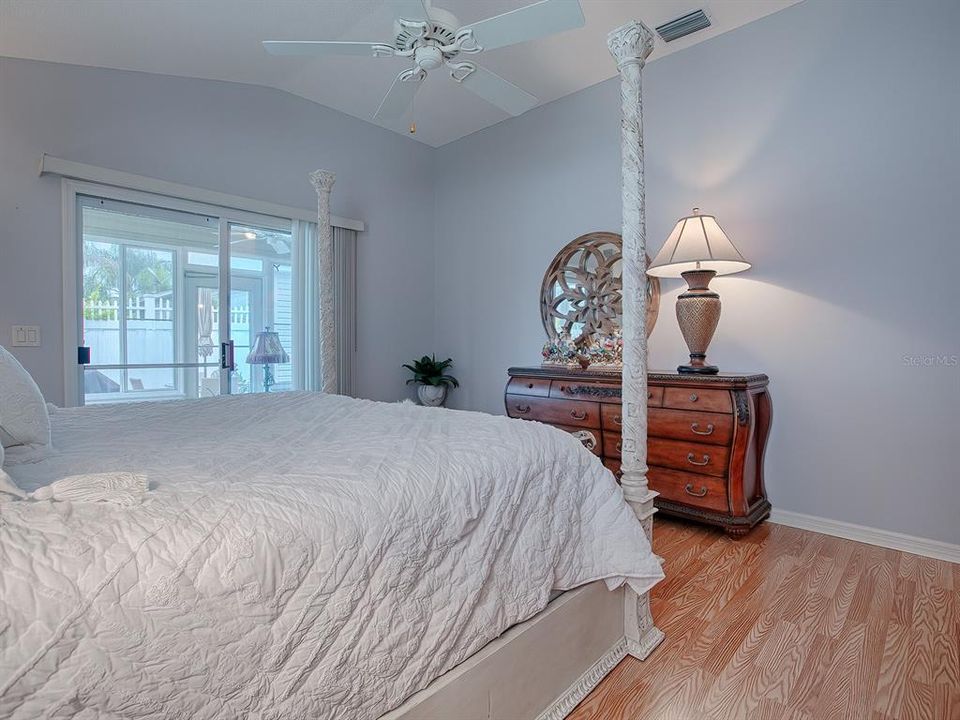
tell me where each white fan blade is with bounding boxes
[389,0,430,22]
[459,66,538,116]
[375,71,424,120]
[262,41,393,57]
[462,0,584,52]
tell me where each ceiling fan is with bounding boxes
[262,0,585,123]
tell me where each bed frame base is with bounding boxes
[380,581,661,720]
[536,638,630,720]
[624,580,666,661]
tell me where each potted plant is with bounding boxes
[403,354,459,406]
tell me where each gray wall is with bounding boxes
[433,0,960,544]
[0,57,435,404]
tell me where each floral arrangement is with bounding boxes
[542,331,623,369]
[541,336,579,366]
[588,332,624,365]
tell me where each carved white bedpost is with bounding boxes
[608,20,664,661]
[309,170,338,394]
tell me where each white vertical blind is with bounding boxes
[295,222,356,395]
[333,226,357,397]
[293,220,319,391]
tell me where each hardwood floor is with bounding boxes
[568,518,960,720]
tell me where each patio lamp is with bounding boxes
[246,327,289,392]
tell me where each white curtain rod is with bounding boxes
[38,153,365,232]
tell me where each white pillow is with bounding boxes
[0,345,51,450]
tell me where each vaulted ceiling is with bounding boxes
[0,0,802,147]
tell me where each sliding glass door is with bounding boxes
[78,195,301,404]
[226,222,294,394]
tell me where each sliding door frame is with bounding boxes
[62,179,297,406]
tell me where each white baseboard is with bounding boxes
[769,509,960,564]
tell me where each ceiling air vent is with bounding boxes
[655,9,711,43]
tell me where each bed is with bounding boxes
[0,392,663,719]
[2,16,661,720]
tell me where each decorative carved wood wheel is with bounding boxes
[540,232,660,341]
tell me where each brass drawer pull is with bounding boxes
[616,440,622,452]
[515,404,531,414]
[689,393,699,402]
[613,415,622,425]
[690,422,715,436]
[647,391,653,399]
[570,409,587,420]
[687,452,710,466]
[571,430,597,451]
[684,483,708,497]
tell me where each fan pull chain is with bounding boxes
[409,88,417,134]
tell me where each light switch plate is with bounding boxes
[11,326,41,347]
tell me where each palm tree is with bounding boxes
[83,243,173,320]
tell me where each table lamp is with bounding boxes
[647,208,750,374]
[246,327,289,392]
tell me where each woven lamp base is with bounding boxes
[676,269,721,375]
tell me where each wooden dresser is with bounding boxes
[505,367,772,536]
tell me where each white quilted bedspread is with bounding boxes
[0,392,663,719]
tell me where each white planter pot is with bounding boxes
[417,384,447,407]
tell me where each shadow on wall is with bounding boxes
[655,4,840,192]
[647,277,893,372]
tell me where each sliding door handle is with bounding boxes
[220,341,235,371]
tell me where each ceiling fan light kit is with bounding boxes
[263,0,584,123]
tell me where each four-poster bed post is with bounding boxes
[310,169,338,394]
[376,20,665,720]
[608,19,664,660]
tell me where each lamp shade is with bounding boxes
[647,208,751,278]
[246,327,289,365]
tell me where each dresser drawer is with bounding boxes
[603,458,622,482]
[505,395,600,429]
[647,438,729,477]
[591,385,662,407]
[506,376,552,397]
[600,403,623,432]
[599,395,662,432]
[602,431,623,459]
[649,408,734,446]
[553,424,601,456]
[649,466,729,513]
[647,386,664,407]
[662,387,732,414]
[550,379,621,404]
